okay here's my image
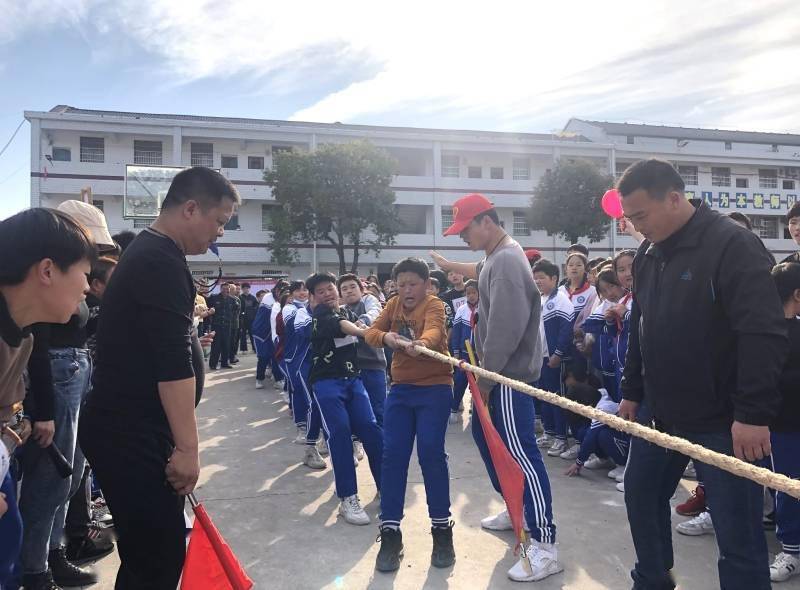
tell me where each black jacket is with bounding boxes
[621,201,787,432]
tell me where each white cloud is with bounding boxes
[3,0,800,132]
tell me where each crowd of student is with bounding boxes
[1,159,799,589]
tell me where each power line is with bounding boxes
[0,120,25,159]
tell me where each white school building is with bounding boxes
[24,106,800,283]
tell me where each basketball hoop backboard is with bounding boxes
[124,164,185,218]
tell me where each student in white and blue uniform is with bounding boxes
[282,281,310,438]
[448,279,479,422]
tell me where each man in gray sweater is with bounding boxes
[431,193,561,583]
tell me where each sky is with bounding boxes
[1,0,800,219]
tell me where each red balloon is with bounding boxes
[601,189,624,219]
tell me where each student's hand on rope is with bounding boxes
[166,446,200,495]
[564,463,582,477]
[731,421,771,462]
[428,251,451,271]
[547,354,561,369]
[32,420,55,448]
[404,340,425,357]
[199,331,215,348]
[618,400,640,422]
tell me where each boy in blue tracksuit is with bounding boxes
[449,280,479,423]
[282,281,310,442]
[293,301,325,469]
[307,272,383,527]
[532,259,575,454]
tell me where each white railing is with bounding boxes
[80,147,104,163]
[134,151,163,166]
[191,154,214,167]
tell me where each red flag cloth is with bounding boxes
[181,503,254,590]
[465,368,526,547]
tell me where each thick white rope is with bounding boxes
[412,345,800,499]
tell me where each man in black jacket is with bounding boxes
[238,282,258,352]
[617,159,786,590]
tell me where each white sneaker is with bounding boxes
[339,495,370,525]
[676,511,715,536]
[536,433,553,447]
[280,391,290,404]
[294,427,307,445]
[507,542,564,582]
[547,439,568,457]
[448,411,460,425]
[255,380,264,389]
[616,481,625,492]
[559,443,580,460]
[607,466,626,481]
[317,438,329,457]
[303,446,326,470]
[481,509,513,531]
[273,380,284,391]
[353,440,364,461]
[770,552,800,582]
[583,456,614,470]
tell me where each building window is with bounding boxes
[261,205,274,231]
[512,158,530,181]
[190,143,214,167]
[615,162,630,181]
[736,177,749,188]
[92,199,104,212]
[80,137,104,163]
[221,155,238,169]
[711,167,731,187]
[52,147,71,162]
[759,169,778,189]
[725,141,732,150]
[248,156,265,170]
[441,155,460,178]
[468,166,482,179]
[133,217,154,229]
[395,204,427,234]
[678,165,698,186]
[626,136,635,144]
[441,206,454,229]
[490,166,504,179]
[750,215,779,239]
[512,211,530,236]
[224,213,240,231]
[133,140,163,166]
[784,179,796,190]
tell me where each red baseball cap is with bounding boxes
[524,249,542,262]
[443,193,494,236]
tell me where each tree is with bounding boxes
[264,141,400,275]
[528,159,615,244]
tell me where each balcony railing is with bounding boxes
[191,154,214,167]
[134,151,163,166]
[80,147,104,163]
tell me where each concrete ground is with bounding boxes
[82,355,799,590]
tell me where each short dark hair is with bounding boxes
[256,289,267,298]
[241,282,251,289]
[288,280,305,294]
[272,279,289,297]
[336,273,361,290]
[392,257,430,281]
[567,243,589,257]
[596,267,621,290]
[473,208,500,226]
[727,212,752,230]
[532,258,559,280]
[0,208,96,286]
[161,167,241,211]
[464,279,478,291]
[617,158,685,200]
[111,230,136,253]
[589,257,609,270]
[429,269,448,290]
[88,256,117,285]
[787,202,800,224]
[429,277,440,290]
[772,262,800,303]
[305,272,336,295]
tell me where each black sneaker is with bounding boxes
[375,527,404,572]
[431,521,455,568]
[21,570,61,590]
[48,547,98,586]
[65,527,115,565]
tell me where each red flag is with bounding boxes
[181,500,254,590]
[464,368,526,549]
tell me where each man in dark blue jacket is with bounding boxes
[617,159,787,590]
